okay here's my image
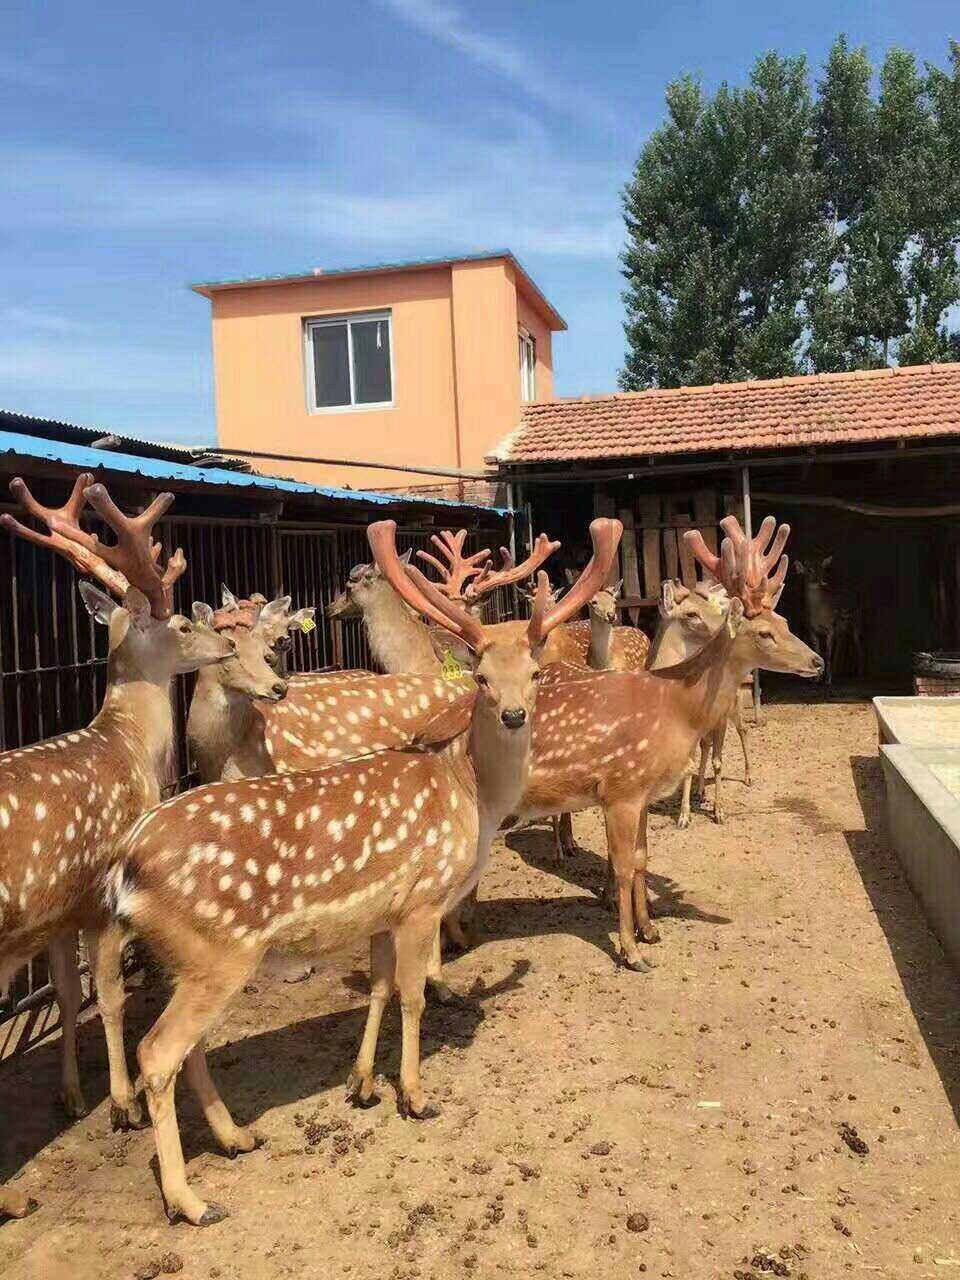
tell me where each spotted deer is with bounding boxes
[794,555,864,685]
[0,474,234,1222]
[102,516,619,1226]
[186,594,317,785]
[650,579,752,828]
[516,515,823,971]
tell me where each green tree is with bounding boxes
[622,37,960,387]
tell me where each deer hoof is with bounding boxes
[59,1085,88,1120]
[346,1071,380,1109]
[713,807,725,825]
[638,923,660,945]
[111,1099,148,1131]
[622,954,652,974]
[398,1092,440,1121]
[426,978,460,1006]
[224,1128,264,1158]
[198,1202,231,1227]
[677,813,691,829]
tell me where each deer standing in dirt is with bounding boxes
[102,517,618,1226]
[650,579,751,828]
[516,516,823,970]
[0,474,234,1222]
[794,555,863,685]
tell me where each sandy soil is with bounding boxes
[2,699,960,1280]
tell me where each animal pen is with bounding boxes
[0,424,511,1064]
[494,366,960,693]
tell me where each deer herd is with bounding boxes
[0,472,823,1228]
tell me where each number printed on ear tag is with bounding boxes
[440,649,465,681]
[300,617,316,634]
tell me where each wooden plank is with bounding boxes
[675,496,697,588]
[618,507,642,624]
[636,494,661,603]
[693,490,718,554]
[662,526,679,581]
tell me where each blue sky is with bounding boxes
[4,0,958,444]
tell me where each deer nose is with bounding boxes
[501,707,526,730]
[812,654,825,676]
[272,680,288,699]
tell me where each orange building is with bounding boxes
[193,251,565,493]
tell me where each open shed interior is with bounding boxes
[521,442,960,694]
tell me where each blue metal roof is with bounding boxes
[191,249,567,330]
[0,430,510,515]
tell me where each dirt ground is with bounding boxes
[2,698,960,1280]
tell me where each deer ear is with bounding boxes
[659,580,677,615]
[221,585,240,610]
[287,607,316,633]
[399,548,413,566]
[259,595,292,623]
[411,689,477,748]
[726,597,745,637]
[429,631,478,671]
[79,581,119,625]
[192,601,215,628]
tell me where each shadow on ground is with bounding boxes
[845,752,960,1122]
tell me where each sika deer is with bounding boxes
[794,555,863,685]
[103,517,619,1225]
[517,516,823,971]
[651,579,751,828]
[0,475,233,1221]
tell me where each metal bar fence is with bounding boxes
[0,510,512,1058]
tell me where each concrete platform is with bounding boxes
[874,694,960,746]
[880,743,960,972]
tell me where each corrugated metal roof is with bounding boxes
[191,249,567,330]
[0,430,510,515]
[490,363,960,466]
[0,409,235,467]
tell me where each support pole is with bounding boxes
[741,465,762,723]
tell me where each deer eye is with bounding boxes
[757,629,774,642]
[178,622,192,635]
[532,668,543,681]
[475,673,488,688]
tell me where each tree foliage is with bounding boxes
[620,38,960,389]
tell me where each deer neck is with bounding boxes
[654,622,743,737]
[365,583,440,675]
[463,704,532,832]
[187,669,257,783]
[93,649,176,784]
[647,617,694,669]
[587,613,613,669]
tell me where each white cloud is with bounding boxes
[374,0,619,132]
[1,117,622,260]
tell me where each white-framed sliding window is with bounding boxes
[304,310,394,413]
[519,329,536,402]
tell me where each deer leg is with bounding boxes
[426,925,457,1005]
[604,801,650,972]
[632,806,659,945]
[393,910,442,1119]
[348,932,396,1106]
[87,924,144,1130]
[711,722,727,824]
[183,1041,263,1156]
[732,706,751,786]
[48,933,86,1119]
[553,813,576,858]
[677,773,694,829]
[138,951,259,1226]
[696,738,710,802]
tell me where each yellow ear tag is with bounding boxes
[440,649,465,681]
[299,617,316,634]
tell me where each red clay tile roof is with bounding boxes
[490,363,960,465]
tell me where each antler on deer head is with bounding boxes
[416,530,491,600]
[685,514,789,618]
[465,533,561,603]
[83,484,185,619]
[1,473,131,600]
[528,518,622,648]
[368,520,489,651]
